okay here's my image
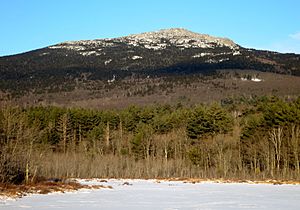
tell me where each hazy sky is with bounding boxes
[1,0,300,56]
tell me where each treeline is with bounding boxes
[0,96,299,184]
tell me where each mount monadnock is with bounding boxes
[0,28,299,94]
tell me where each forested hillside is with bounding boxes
[1,28,300,96]
[1,96,299,184]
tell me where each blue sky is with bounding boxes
[1,0,300,56]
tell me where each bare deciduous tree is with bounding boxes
[269,127,283,172]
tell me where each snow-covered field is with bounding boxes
[1,179,300,210]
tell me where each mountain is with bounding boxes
[0,28,300,107]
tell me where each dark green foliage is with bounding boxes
[152,114,174,134]
[187,104,233,139]
[241,98,300,139]
[87,125,104,141]
[121,106,144,132]
[131,123,154,159]
[263,99,300,127]
[152,107,187,134]
[241,114,263,140]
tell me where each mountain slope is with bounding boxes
[0,28,300,96]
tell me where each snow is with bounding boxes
[108,75,116,83]
[104,59,112,65]
[40,52,50,56]
[233,51,241,56]
[251,78,262,82]
[49,45,86,51]
[80,51,101,56]
[219,58,229,62]
[206,59,218,63]
[1,179,300,210]
[132,55,143,60]
[192,53,212,58]
[144,43,167,50]
[241,77,263,82]
[193,51,239,59]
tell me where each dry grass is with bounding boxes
[79,177,300,186]
[0,180,111,199]
[156,177,300,185]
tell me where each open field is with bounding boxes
[1,179,300,210]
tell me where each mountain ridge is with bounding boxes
[48,28,239,51]
[0,28,300,102]
[1,28,298,58]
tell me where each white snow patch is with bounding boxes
[108,75,116,83]
[143,43,167,50]
[192,52,212,58]
[241,77,263,82]
[80,51,101,56]
[132,55,143,60]
[48,46,63,49]
[40,52,49,56]
[251,78,263,82]
[49,45,86,51]
[104,59,112,65]
[233,51,241,56]
[219,58,229,62]
[193,51,238,59]
[206,59,218,63]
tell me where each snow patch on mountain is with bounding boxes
[80,51,102,56]
[104,59,112,65]
[132,55,143,60]
[252,78,262,82]
[40,52,50,56]
[193,53,213,58]
[49,44,86,51]
[233,51,241,56]
[219,58,230,62]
